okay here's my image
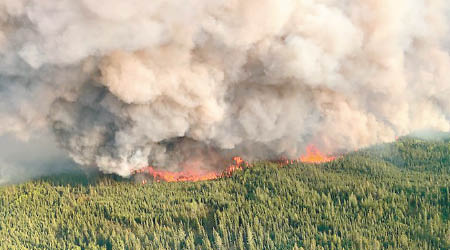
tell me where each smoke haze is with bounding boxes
[1,0,450,180]
[0,132,77,184]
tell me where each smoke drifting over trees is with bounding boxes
[1,0,449,178]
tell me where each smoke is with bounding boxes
[1,0,450,178]
[0,132,77,185]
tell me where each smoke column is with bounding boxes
[1,0,449,178]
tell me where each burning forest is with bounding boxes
[1,1,450,249]
[1,0,450,183]
[135,146,337,183]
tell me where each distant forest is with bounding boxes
[1,136,449,249]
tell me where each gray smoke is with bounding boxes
[1,0,450,178]
[0,132,76,185]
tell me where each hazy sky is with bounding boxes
[0,131,78,184]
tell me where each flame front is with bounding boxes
[300,145,336,163]
[136,157,248,183]
[143,167,219,182]
[135,146,336,183]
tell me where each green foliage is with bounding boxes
[0,138,449,249]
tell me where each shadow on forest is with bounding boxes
[36,171,131,187]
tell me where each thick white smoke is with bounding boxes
[1,0,449,177]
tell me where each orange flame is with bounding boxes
[135,146,336,183]
[300,145,336,163]
[140,167,220,182]
[135,157,248,182]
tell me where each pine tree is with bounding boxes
[213,229,223,250]
[246,224,256,250]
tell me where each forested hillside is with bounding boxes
[0,137,449,249]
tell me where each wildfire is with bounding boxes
[138,167,220,182]
[300,145,336,163]
[135,157,248,183]
[135,146,335,183]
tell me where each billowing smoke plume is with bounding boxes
[1,0,450,177]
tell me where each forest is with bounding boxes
[0,136,449,249]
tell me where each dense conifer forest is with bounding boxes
[0,137,449,249]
